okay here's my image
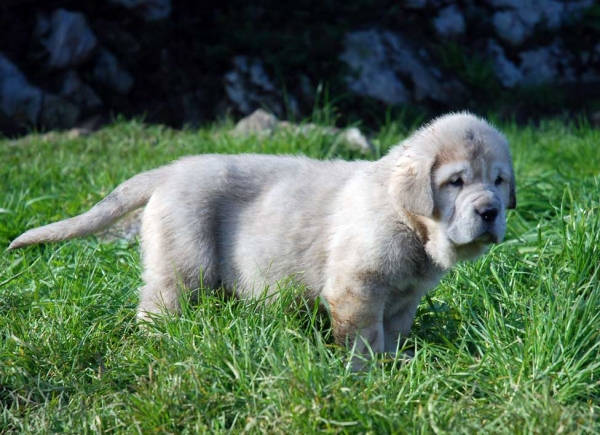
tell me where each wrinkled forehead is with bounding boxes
[432,127,511,176]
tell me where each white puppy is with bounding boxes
[9,112,516,368]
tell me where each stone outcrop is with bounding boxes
[0,1,599,135]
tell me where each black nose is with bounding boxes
[478,207,499,223]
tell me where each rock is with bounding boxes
[487,40,523,88]
[519,41,575,86]
[232,109,375,155]
[39,94,80,129]
[492,10,535,46]
[341,30,462,105]
[94,20,141,61]
[490,0,594,46]
[340,30,410,105]
[108,0,172,21]
[93,49,134,94]
[337,127,376,154]
[489,38,578,88]
[0,52,43,127]
[59,70,103,113]
[484,0,521,7]
[232,108,278,135]
[433,5,466,38]
[403,0,429,8]
[33,9,97,70]
[563,0,595,17]
[224,56,298,117]
[485,0,594,16]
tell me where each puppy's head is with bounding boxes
[389,112,516,265]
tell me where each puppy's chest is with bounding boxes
[380,271,444,315]
[387,268,443,297]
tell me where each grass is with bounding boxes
[1,115,599,433]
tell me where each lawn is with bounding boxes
[1,115,599,433]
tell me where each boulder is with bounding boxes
[0,53,43,127]
[433,5,466,38]
[403,0,429,8]
[232,109,375,155]
[341,30,463,105]
[92,48,134,94]
[490,0,595,46]
[519,41,575,86]
[340,30,410,105]
[232,108,278,135]
[224,56,298,117]
[93,20,141,61]
[33,9,97,70]
[59,70,103,113]
[487,40,523,88]
[108,0,172,21]
[40,94,80,130]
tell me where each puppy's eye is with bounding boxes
[495,176,503,186]
[449,177,464,187]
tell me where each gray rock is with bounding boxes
[339,30,410,105]
[108,0,171,21]
[433,5,466,38]
[224,56,298,117]
[519,41,575,86]
[0,53,43,127]
[341,30,461,105]
[492,10,535,46]
[94,20,141,60]
[489,38,584,88]
[487,40,523,88]
[93,49,134,94]
[232,109,375,154]
[336,127,376,155]
[232,108,278,135]
[33,9,97,70]
[490,0,594,46]
[403,0,429,8]
[40,94,80,129]
[563,0,595,17]
[484,0,521,7]
[59,70,103,113]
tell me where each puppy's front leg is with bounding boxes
[322,281,385,371]
[383,296,421,356]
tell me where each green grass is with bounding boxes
[1,116,599,433]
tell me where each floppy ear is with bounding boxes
[508,179,517,209]
[388,150,435,217]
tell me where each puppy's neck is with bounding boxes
[405,214,459,270]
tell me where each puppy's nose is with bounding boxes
[477,207,499,223]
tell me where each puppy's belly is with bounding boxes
[216,197,329,299]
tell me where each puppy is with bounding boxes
[9,112,516,369]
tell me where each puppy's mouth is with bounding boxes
[474,230,499,244]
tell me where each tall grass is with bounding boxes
[1,117,599,433]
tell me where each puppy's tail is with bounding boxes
[8,167,167,250]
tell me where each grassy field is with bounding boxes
[1,115,599,433]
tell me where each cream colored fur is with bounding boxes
[9,112,516,370]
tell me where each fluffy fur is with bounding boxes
[9,112,516,369]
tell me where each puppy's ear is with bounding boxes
[508,180,517,209]
[389,150,435,217]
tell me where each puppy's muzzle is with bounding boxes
[476,206,499,223]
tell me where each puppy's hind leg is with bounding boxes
[136,197,182,321]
